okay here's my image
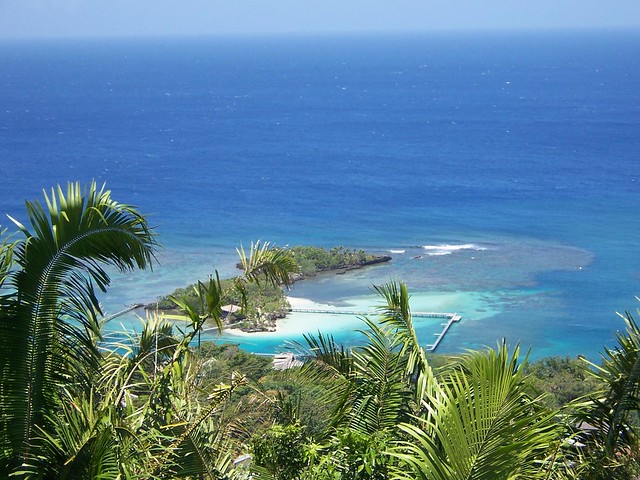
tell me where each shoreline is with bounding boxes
[286,254,393,283]
[160,295,351,338]
[151,249,393,333]
[223,296,339,337]
[106,238,608,359]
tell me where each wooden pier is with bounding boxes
[290,308,456,319]
[426,314,461,352]
[290,308,461,352]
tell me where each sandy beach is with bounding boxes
[223,296,351,337]
[220,290,498,341]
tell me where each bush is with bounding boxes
[523,356,600,409]
[251,423,307,480]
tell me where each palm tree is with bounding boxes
[277,281,566,479]
[35,311,247,479]
[0,181,157,475]
[571,309,640,478]
[0,182,300,478]
[372,283,567,479]
[391,343,563,480]
[74,243,297,479]
[271,281,438,478]
[294,283,428,437]
[292,321,402,439]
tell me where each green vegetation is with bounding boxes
[251,423,307,480]
[155,245,389,332]
[0,182,158,478]
[288,245,386,276]
[156,278,290,331]
[194,343,274,384]
[0,183,297,477]
[523,355,602,409]
[2,182,640,479]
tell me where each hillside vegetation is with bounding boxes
[4,183,639,479]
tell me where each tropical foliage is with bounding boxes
[0,182,157,475]
[392,344,562,480]
[0,182,298,478]
[247,294,640,479]
[156,278,290,330]
[258,283,567,479]
[2,182,640,479]
[523,356,601,409]
[154,244,385,330]
[570,311,640,479]
[288,245,384,275]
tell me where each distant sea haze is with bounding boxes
[0,30,638,359]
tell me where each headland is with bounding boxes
[149,245,392,333]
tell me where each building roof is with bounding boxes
[272,352,303,370]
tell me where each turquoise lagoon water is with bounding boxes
[0,31,639,359]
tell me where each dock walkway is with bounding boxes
[426,314,461,352]
[291,308,455,319]
[290,308,461,352]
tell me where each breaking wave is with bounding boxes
[422,244,487,256]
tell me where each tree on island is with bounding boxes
[155,244,390,332]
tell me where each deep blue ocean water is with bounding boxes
[1,31,638,359]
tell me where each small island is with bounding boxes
[150,245,391,332]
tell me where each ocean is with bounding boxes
[1,30,638,359]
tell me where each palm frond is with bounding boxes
[575,309,640,454]
[0,228,16,289]
[392,342,561,480]
[236,241,298,289]
[297,331,354,377]
[197,273,225,329]
[372,281,437,405]
[290,332,356,432]
[0,181,157,472]
[155,373,246,478]
[349,318,412,434]
[34,389,139,479]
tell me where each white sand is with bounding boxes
[286,296,333,310]
[221,291,501,340]
[224,296,362,337]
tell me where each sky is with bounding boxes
[0,0,639,39]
